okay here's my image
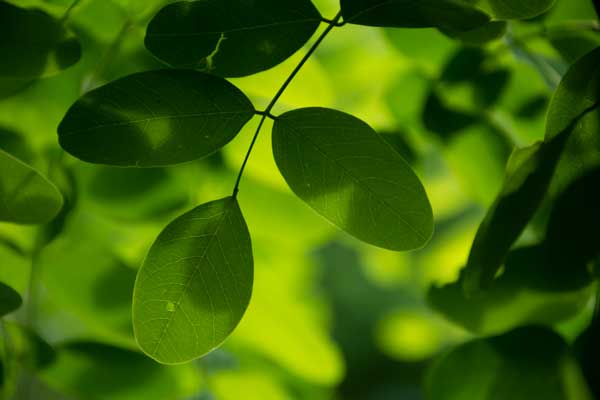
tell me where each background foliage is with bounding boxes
[0,0,599,399]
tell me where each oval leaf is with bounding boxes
[145,0,322,77]
[272,107,433,251]
[58,70,255,167]
[340,0,491,32]
[133,197,253,364]
[0,149,63,224]
[0,2,81,79]
[0,281,22,317]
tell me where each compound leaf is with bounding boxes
[133,197,253,364]
[58,70,254,167]
[0,149,63,224]
[0,281,22,317]
[272,107,433,251]
[145,0,322,77]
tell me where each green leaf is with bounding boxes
[340,0,491,32]
[272,107,433,251]
[0,149,63,225]
[133,197,253,364]
[58,70,254,167]
[0,1,81,99]
[461,142,559,294]
[40,342,200,400]
[547,26,600,64]
[429,246,594,335]
[440,21,507,45]
[426,326,594,400]
[476,0,556,20]
[0,281,21,317]
[145,0,322,77]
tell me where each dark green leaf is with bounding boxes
[272,107,433,251]
[429,246,594,335]
[340,0,491,32]
[545,168,600,275]
[0,149,63,224]
[40,342,199,400]
[0,1,81,99]
[547,26,600,64]
[58,70,254,167]
[476,0,556,20]
[145,0,322,77]
[463,47,600,294]
[133,197,253,364]
[0,281,21,317]
[574,314,600,398]
[426,326,593,400]
[440,21,507,45]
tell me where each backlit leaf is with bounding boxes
[476,0,556,20]
[0,281,21,317]
[272,107,433,251]
[133,197,253,364]
[0,149,63,224]
[58,70,254,167]
[145,0,322,77]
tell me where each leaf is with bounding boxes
[463,45,600,294]
[272,107,433,250]
[39,342,200,400]
[58,70,254,167]
[429,246,594,335]
[574,314,600,398]
[133,197,253,364]
[145,0,322,77]
[483,0,556,20]
[0,149,63,224]
[426,326,594,400]
[0,281,22,317]
[547,26,600,64]
[440,21,507,45]
[340,0,491,32]
[0,1,81,99]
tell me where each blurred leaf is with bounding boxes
[58,70,254,167]
[212,370,292,400]
[547,25,600,64]
[545,168,600,276]
[574,310,600,398]
[145,0,322,77]
[272,107,433,251]
[475,0,556,20]
[133,197,253,364]
[0,1,81,99]
[0,281,22,317]
[0,148,63,224]
[426,326,593,400]
[40,342,200,400]
[441,21,507,45]
[429,246,594,335]
[340,0,491,32]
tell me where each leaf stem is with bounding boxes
[232,11,343,197]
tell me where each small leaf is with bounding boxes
[145,0,322,77]
[272,107,433,251]
[133,197,253,364]
[0,281,22,317]
[426,326,594,400]
[58,70,254,167]
[340,0,491,32]
[0,149,63,225]
[0,2,81,79]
